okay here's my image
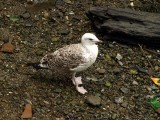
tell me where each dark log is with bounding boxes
[86,7,160,48]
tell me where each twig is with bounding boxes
[145,48,160,56]
[138,44,154,69]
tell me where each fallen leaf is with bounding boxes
[1,36,15,53]
[9,16,19,22]
[21,104,32,119]
[150,96,160,114]
[150,77,160,86]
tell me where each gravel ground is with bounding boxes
[0,0,160,120]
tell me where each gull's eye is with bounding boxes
[89,38,93,41]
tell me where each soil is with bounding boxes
[0,0,160,120]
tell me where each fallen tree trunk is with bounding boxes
[86,7,160,48]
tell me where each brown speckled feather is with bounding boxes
[40,44,88,73]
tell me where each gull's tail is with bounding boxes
[26,62,48,69]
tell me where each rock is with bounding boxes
[132,80,139,85]
[116,53,123,60]
[97,68,106,74]
[58,29,70,35]
[105,80,111,87]
[112,113,117,119]
[108,43,114,48]
[87,94,101,106]
[21,12,30,19]
[35,50,44,56]
[120,87,129,94]
[86,76,98,82]
[0,41,4,47]
[21,104,32,119]
[43,11,49,18]
[129,69,138,75]
[54,89,62,93]
[121,102,128,108]
[115,97,123,104]
[25,21,33,27]
[63,0,72,4]
[51,36,59,42]
[118,61,123,66]
[112,67,121,74]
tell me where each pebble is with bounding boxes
[21,12,30,19]
[105,81,111,87]
[115,97,123,104]
[132,80,139,85]
[86,76,98,82]
[97,68,106,74]
[112,67,121,74]
[121,102,128,108]
[54,89,62,93]
[0,41,4,47]
[25,21,33,27]
[129,69,138,75]
[150,85,159,90]
[120,87,129,94]
[87,94,101,106]
[116,53,123,60]
[108,43,114,48]
[58,29,70,35]
[112,113,117,119]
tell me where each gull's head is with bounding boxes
[81,33,102,45]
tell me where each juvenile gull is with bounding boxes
[39,33,101,94]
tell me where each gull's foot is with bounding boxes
[72,76,82,85]
[76,86,87,94]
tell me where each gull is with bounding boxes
[38,33,101,94]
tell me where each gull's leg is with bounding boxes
[72,72,76,85]
[71,72,87,94]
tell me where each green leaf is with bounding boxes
[9,16,19,22]
[150,97,160,110]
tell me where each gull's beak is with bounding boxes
[97,39,103,43]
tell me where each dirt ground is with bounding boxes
[0,0,160,120]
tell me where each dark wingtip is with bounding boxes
[26,62,43,69]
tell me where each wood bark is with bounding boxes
[86,7,160,48]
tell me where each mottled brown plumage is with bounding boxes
[39,33,101,94]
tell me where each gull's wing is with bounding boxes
[39,44,88,70]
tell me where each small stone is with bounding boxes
[120,87,129,94]
[132,80,139,85]
[97,68,106,74]
[21,12,30,19]
[105,81,111,87]
[44,11,49,18]
[0,41,4,47]
[54,89,62,93]
[112,67,121,74]
[121,102,128,108]
[58,29,70,35]
[43,100,49,105]
[112,113,117,119]
[129,69,138,75]
[150,85,159,90]
[154,66,159,71]
[118,61,123,66]
[25,21,33,27]
[51,37,59,42]
[86,76,98,82]
[115,97,123,104]
[87,94,101,106]
[35,50,44,56]
[108,43,114,48]
[63,0,72,4]
[116,53,123,60]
